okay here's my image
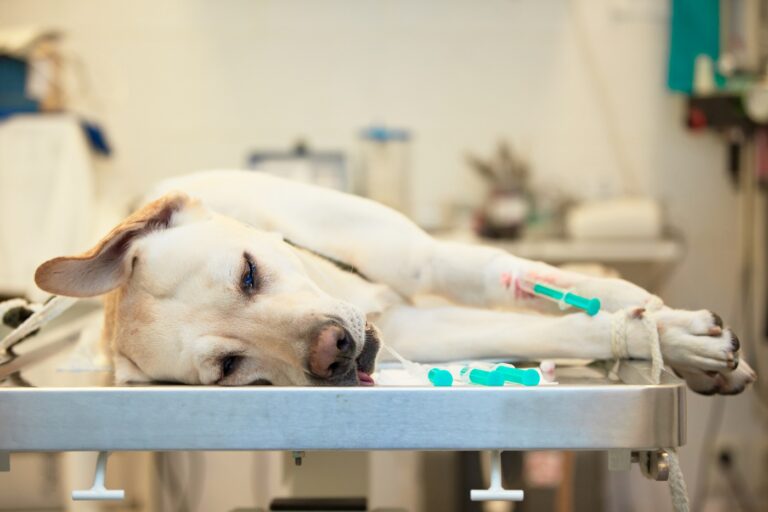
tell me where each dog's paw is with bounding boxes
[651,308,756,395]
[672,360,757,395]
[654,308,739,371]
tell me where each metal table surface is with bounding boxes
[0,312,685,453]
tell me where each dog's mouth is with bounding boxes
[357,370,375,386]
[354,323,381,386]
[308,321,380,387]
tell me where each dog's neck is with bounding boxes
[288,245,403,317]
[283,238,370,281]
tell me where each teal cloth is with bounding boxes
[667,0,724,93]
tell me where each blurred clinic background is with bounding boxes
[0,0,767,511]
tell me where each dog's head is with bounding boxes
[34,194,380,386]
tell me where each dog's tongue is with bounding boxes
[357,370,375,386]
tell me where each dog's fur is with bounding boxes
[35,170,756,394]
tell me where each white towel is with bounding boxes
[0,114,94,300]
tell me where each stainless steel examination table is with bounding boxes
[0,311,686,506]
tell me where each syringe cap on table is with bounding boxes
[494,365,541,386]
[428,368,453,387]
[468,368,505,386]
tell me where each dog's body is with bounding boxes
[35,170,755,394]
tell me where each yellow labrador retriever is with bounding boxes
[35,170,756,394]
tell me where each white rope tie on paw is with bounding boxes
[610,295,664,384]
[610,310,631,360]
[611,296,689,512]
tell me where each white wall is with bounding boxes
[1,0,671,217]
[1,0,765,511]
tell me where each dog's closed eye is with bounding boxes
[217,355,272,385]
[240,252,259,294]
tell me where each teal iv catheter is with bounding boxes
[512,274,601,316]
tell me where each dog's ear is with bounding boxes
[35,193,195,297]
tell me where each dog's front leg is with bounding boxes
[376,305,755,395]
[424,241,655,313]
[378,306,621,362]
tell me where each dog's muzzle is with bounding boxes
[308,321,380,386]
[356,322,380,376]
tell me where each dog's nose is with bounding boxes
[309,324,354,379]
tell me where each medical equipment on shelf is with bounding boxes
[247,142,350,192]
[517,275,601,316]
[565,198,663,241]
[359,125,412,216]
